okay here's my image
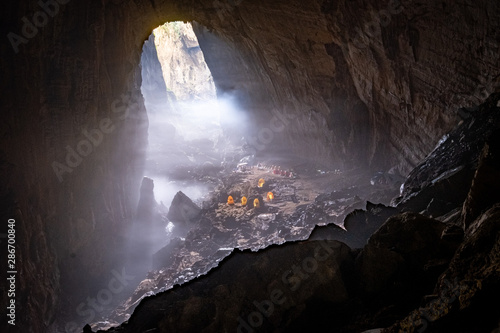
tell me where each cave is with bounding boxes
[1,0,500,332]
[141,21,221,211]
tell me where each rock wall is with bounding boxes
[191,0,500,171]
[141,33,170,115]
[1,1,155,331]
[153,22,216,101]
[0,0,499,332]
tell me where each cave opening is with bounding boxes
[139,21,245,239]
[131,18,407,302]
[2,1,500,332]
[66,19,413,333]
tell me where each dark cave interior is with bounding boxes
[1,0,500,332]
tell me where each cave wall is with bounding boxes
[0,0,499,332]
[327,0,500,170]
[0,1,157,330]
[153,22,216,101]
[190,0,500,171]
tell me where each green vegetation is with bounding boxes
[156,21,183,38]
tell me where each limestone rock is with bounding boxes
[167,191,202,224]
[356,212,458,298]
[136,177,158,222]
[393,93,500,218]
[1,0,500,331]
[307,223,347,243]
[101,240,355,333]
[461,129,500,231]
[388,204,500,332]
[342,201,400,249]
[140,33,171,113]
[153,22,216,101]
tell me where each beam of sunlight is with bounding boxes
[140,21,248,246]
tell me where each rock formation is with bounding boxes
[136,177,158,222]
[0,0,499,332]
[166,191,202,225]
[98,94,500,332]
[153,22,216,101]
[461,129,500,231]
[140,33,171,114]
[387,204,500,332]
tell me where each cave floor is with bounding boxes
[85,162,400,331]
[223,167,327,215]
[219,164,398,221]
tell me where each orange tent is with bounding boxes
[253,198,260,208]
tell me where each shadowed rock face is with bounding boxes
[461,129,500,230]
[393,93,500,218]
[1,0,500,332]
[387,204,500,333]
[96,212,465,333]
[136,177,157,222]
[104,240,356,333]
[356,212,454,298]
[166,191,201,223]
[100,207,496,333]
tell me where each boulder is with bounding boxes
[167,191,202,224]
[388,204,500,332]
[393,94,500,218]
[461,130,500,231]
[356,212,459,302]
[101,240,355,333]
[395,164,476,218]
[342,202,400,249]
[307,223,347,243]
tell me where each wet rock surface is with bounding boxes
[461,129,500,231]
[394,93,500,218]
[387,204,500,333]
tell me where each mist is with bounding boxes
[136,22,251,249]
[73,20,407,332]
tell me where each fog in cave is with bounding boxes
[2,1,500,333]
[137,22,248,245]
